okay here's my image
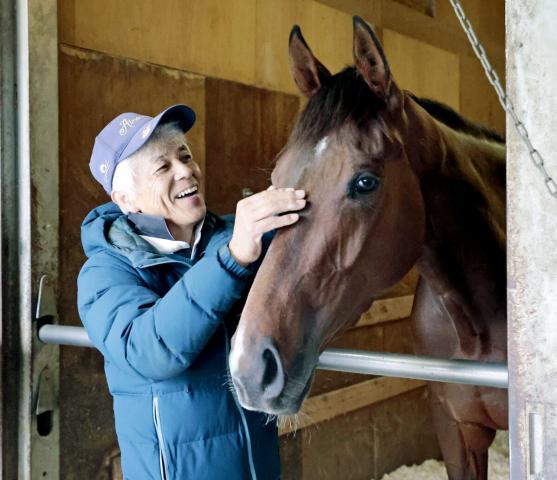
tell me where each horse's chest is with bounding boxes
[414,279,508,429]
[411,279,506,361]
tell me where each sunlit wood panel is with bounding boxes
[384,28,460,111]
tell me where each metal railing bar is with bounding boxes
[37,325,508,389]
[318,349,508,389]
[38,324,94,348]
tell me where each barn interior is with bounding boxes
[4,1,507,479]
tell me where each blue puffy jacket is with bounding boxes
[77,202,280,480]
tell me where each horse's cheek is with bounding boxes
[394,164,425,259]
[369,166,424,288]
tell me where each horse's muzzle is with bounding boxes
[229,336,286,412]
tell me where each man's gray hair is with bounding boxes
[112,121,187,212]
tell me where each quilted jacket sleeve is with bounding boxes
[77,245,253,381]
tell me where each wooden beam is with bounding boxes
[279,377,425,435]
[391,0,436,18]
[315,0,503,64]
[314,0,382,25]
[381,0,504,62]
[353,295,414,328]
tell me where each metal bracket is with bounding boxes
[35,367,56,437]
[36,367,56,415]
[527,402,545,480]
[30,274,61,478]
[34,275,58,437]
[36,274,57,328]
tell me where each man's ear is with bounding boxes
[111,191,140,213]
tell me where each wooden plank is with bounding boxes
[279,377,425,434]
[59,0,76,45]
[60,0,359,95]
[382,0,504,62]
[63,0,258,86]
[392,0,436,17]
[435,0,504,54]
[329,319,414,356]
[369,387,441,478]
[354,295,414,328]
[279,433,304,480]
[256,0,358,95]
[255,0,304,94]
[205,79,258,215]
[460,54,505,136]
[315,0,504,70]
[297,387,440,480]
[302,1,354,76]
[383,28,460,111]
[59,0,504,102]
[380,266,420,299]
[205,78,300,215]
[315,0,382,26]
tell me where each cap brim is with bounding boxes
[120,104,196,161]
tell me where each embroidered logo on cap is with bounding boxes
[119,116,143,136]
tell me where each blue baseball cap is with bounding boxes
[90,104,196,194]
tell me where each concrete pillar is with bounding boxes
[27,0,60,476]
[507,1,557,478]
[1,0,59,477]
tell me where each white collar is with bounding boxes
[140,217,205,257]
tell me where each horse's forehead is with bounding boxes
[313,136,330,157]
[279,119,389,176]
[274,140,348,188]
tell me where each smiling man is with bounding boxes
[77,105,305,479]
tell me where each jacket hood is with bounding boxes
[81,202,125,258]
[81,202,159,258]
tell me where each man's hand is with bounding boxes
[229,186,306,266]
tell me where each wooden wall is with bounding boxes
[58,1,505,479]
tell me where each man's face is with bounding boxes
[132,138,206,231]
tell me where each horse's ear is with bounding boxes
[289,25,331,98]
[353,16,392,102]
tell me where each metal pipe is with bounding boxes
[318,349,508,389]
[38,325,94,348]
[16,0,33,477]
[37,324,508,388]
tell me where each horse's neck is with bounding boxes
[405,101,507,352]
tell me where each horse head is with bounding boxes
[229,17,426,414]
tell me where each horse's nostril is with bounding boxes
[262,349,278,388]
[260,343,285,400]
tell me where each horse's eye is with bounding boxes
[353,172,379,195]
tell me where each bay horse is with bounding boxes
[229,17,507,480]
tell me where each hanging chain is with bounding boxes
[447,0,557,197]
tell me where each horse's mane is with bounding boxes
[410,94,505,144]
[410,95,506,249]
[289,66,506,247]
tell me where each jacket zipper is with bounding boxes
[153,397,170,480]
[223,324,258,480]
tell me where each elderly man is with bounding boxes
[77,105,305,479]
